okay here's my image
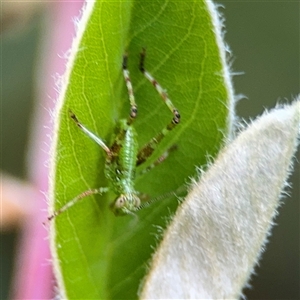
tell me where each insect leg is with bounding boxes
[123,53,138,124]
[139,48,180,124]
[137,145,177,176]
[47,187,109,221]
[137,49,180,165]
[69,110,112,157]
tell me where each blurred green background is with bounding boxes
[1,2,299,299]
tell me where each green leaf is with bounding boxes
[49,0,234,299]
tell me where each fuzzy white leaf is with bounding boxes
[140,100,300,299]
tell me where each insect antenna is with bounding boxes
[137,185,187,211]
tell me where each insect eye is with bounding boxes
[115,195,126,208]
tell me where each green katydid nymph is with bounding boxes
[48,49,180,220]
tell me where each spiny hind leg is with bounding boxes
[139,48,180,125]
[123,53,137,125]
[137,49,180,165]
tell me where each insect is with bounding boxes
[48,49,180,220]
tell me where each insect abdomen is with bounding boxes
[118,120,138,180]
